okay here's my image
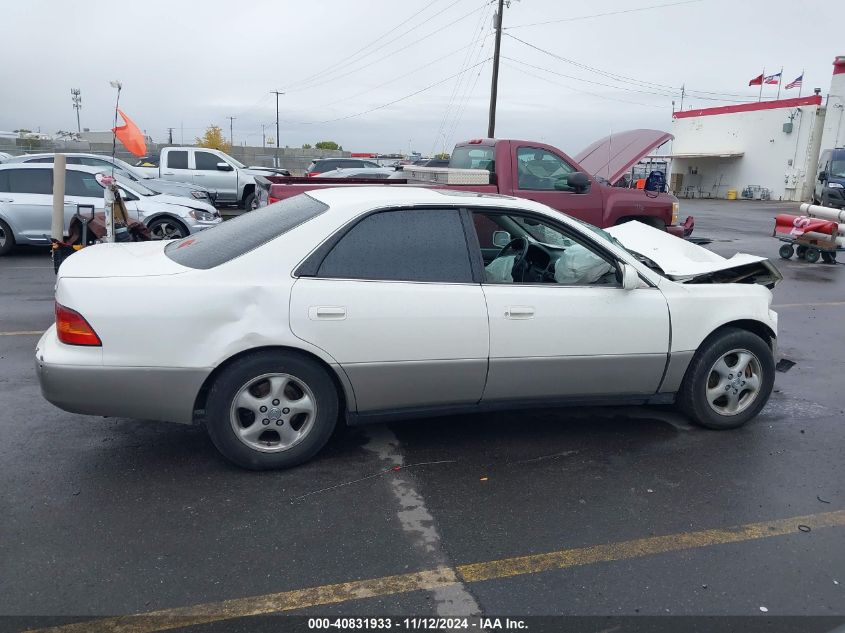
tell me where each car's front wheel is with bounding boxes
[0,219,14,256]
[148,217,189,240]
[678,328,774,430]
[205,351,339,470]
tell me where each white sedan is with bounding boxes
[36,187,781,470]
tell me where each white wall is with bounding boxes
[818,57,845,158]
[670,102,823,201]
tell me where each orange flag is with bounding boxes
[112,109,147,157]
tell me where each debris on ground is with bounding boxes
[798,524,812,532]
[776,359,796,373]
[817,496,831,504]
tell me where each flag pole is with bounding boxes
[759,68,765,102]
[776,66,783,99]
[799,69,804,97]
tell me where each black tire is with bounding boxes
[205,351,338,470]
[0,219,14,256]
[147,217,189,240]
[805,247,820,264]
[778,244,793,259]
[242,191,256,211]
[678,327,774,430]
[796,245,808,259]
[821,251,837,264]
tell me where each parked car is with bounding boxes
[813,147,845,209]
[315,167,400,179]
[134,147,290,209]
[258,132,692,237]
[2,152,218,204]
[305,158,381,177]
[0,151,13,162]
[0,163,220,254]
[36,187,779,470]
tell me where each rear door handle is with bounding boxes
[505,306,534,319]
[163,172,174,176]
[194,174,205,177]
[0,198,13,203]
[309,306,347,320]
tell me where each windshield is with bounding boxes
[225,154,246,169]
[111,156,146,180]
[113,172,155,196]
[830,159,845,179]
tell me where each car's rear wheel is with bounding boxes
[678,328,774,430]
[148,217,188,240]
[205,351,338,470]
[0,219,14,256]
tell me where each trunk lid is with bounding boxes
[606,221,782,287]
[57,241,190,279]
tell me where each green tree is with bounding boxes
[315,141,341,150]
[196,125,231,152]
[302,143,313,149]
[435,152,450,160]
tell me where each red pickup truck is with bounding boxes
[256,131,692,237]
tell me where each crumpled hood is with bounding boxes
[606,221,782,287]
[574,129,672,184]
[146,193,216,213]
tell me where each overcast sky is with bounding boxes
[1,0,841,155]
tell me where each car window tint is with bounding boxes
[26,157,54,164]
[516,147,576,191]
[65,170,104,197]
[0,170,9,192]
[195,151,222,170]
[316,209,473,283]
[6,169,52,194]
[165,193,328,269]
[167,151,188,170]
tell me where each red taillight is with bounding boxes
[55,302,102,346]
[306,172,318,177]
[268,196,281,205]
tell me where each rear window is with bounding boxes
[165,194,329,269]
[450,145,495,172]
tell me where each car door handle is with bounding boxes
[0,198,12,203]
[505,306,534,319]
[194,174,205,177]
[163,172,174,176]
[309,306,347,320]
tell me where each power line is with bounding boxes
[282,0,455,92]
[300,57,492,125]
[505,0,705,29]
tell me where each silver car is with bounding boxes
[1,153,218,204]
[0,163,221,254]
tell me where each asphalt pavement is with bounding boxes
[1,199,843,633]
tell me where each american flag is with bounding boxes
[786,73,803,90]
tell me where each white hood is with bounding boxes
[606,221,782,286]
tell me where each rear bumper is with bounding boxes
[36,329,209,424]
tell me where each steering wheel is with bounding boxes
[496,237,530,282]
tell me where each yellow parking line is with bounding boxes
[25,509,845,633]
[0,330,43,336]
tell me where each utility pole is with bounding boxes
[167,127,174,144]
[679,84,685,112]
[70,89,82,133]
[227,116,236,146]
[272,91,284,168]
[487,0,505,138]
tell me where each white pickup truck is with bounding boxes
[135,147,290,209]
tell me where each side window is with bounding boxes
[65,170,105,197]
[78,157,111,168]
[26,157,55,164]
[0,170,9,192]
[167,151,188,170]
[316,209,473,283]
[195,151,222,170]
[472,211,618,286]
[516,147,576,191]
[7,169,52,194]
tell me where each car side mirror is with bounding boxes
[618,263,640,290]
[818,171,827,182]
[216,162,234,172]
[492,231,512,248]
[567,171,590,193]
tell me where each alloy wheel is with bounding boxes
[705,348,763,416]
[149,220,185,240]
[229,373,317,452]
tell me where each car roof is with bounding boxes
[0,162,114,175]
[305,186,548,213]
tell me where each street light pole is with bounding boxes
[227,116,236,147]
[272,91,284,168]
[487,0,505,139]
[71,89,82,134]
